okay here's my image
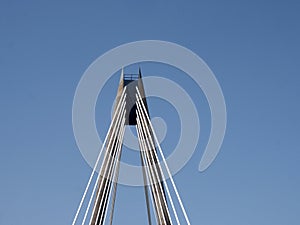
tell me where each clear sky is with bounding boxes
[0,0,299,225]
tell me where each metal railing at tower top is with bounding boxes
[123,73,139,81]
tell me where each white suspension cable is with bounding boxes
[95,117,125,224]
[85,106,126,225]
[108,131,123,225]
[72,88,127,225]
[137,116,169,225]
[137,105,174,225]
[81,102,126,225]
[136,87,191,225]
[101,119,125,225]
[136,118,164,224]
[136,100,180,225]
[92,116,126,225]
[137,125,153,225]
[137,110,172,225]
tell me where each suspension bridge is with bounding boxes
[72,68,191,225]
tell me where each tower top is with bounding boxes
[115,68,148,125]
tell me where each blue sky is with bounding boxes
[0,0,299,225]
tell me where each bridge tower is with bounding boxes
[72,69,190,225]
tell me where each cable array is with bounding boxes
[72,88,126,225]
[71,83,191,225]
[136,87,191,225]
